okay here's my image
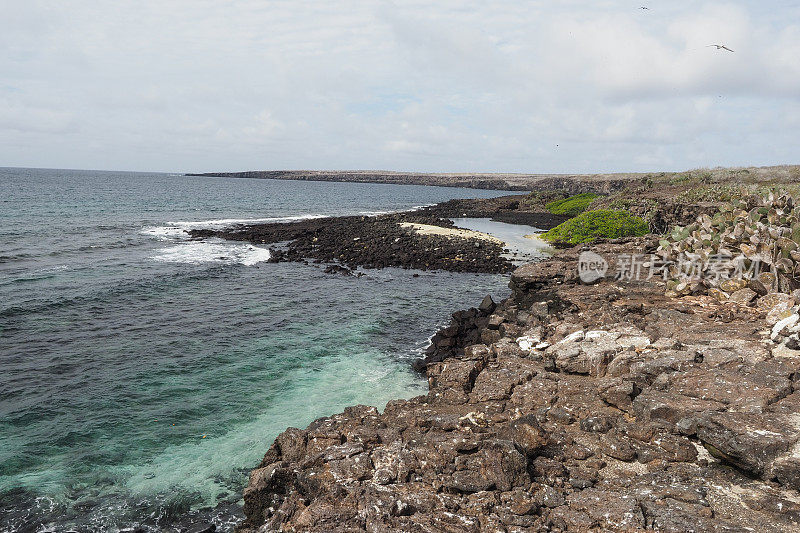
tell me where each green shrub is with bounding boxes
[541,210,650,245]
[545,193,601,216]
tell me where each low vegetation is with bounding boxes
[674,184,750,204]
[541,210,649,245]
[545,193,601,216]
[659,190,800,295]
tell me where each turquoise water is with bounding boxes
[0,168,519,531]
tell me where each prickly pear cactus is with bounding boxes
[658,190,800,296]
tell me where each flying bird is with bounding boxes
[708,44,734,52]
[640,6,649,9]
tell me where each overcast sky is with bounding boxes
[2,1,799,174]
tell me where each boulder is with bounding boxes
[632,389,725,433]
[729,288,757,305]
[720,278,749,292]
[695,411,798,476]
[478,294,496,313]
[505,414,548,457]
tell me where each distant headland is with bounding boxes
[186,165,800,192]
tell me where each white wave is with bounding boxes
[151,242,271,266]
[170,214,326,229]
[140,225,188,240]
[141,214,327,242]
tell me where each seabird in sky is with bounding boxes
[708,44,735,52]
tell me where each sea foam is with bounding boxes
[141,214,326,241]
[151,242,271,266]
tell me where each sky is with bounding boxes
[2,1,799,174]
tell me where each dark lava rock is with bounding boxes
[324,264,353,276]
[189,213,514,275]
[185,524,216,533]
[478,294,496,313]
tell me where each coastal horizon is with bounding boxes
[4,1,800,531]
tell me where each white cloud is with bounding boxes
[0,1,798,172]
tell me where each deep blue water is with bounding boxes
[0,168,521,532]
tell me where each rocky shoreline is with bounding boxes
[188,199,567,274]
[237,237,800,532]
[186,176,800,532]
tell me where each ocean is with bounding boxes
[0,168,523,531]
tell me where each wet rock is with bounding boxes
[185,524,216,533]
[478,294,497,313]
[324,264,352,275]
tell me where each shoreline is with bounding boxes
[237,237,800,532]
[183,177,800,531]
[188,197,568,275]
[226,180,800,532]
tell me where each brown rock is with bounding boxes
[728,287,757,305]
[720,278,749,292]
[667,367,791,410]
[505,414,548,457]
[452,440,528,492]
[632,389,725,433]
[597,377,636,411]
[695,411,798,476]
[566,488,645,530]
